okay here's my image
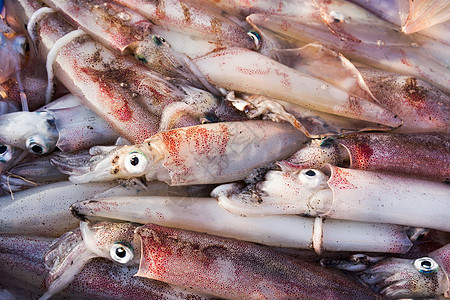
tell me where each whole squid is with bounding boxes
[51,121,307,185]
[322,243,450,299]
[194,47,402,128]
[71,195,413,254]
[212,165,450,231]
[42,221,382,299]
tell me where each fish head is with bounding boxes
[360,256,448,299]
[0,111,58,155]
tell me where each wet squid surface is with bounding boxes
[0,0,449,299]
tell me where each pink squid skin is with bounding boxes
[0,69,48,112]
[285,132,450,182]
[358,68,449,133]
[0,234,212,300]
[136,223,382,299]
[430,244,450,297]
[41,0,152,52]
[113,0,254,50]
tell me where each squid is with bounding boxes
[194,47,402,128]
[0,102,120,155]
[347,0,450,44]
[51,121,307,185]
[70,195,413,254]
[281,132,450,182]
[42,221,382,299]
[0,179,192,237]
[253,43,450,133]
[322,243,450,299]
[113,0,254,50]
[0,234,211,300]
[212,165,450,231]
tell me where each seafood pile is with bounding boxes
[0,0,449,298]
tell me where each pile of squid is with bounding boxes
[0,0,449,298]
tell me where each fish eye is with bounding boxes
[124,151,148,174]
[26,137,49,155]
[151,35,166,46]
[414,257,439,273]
[0,144,13,162]
[247,30,261,50]
[110,242,134,264]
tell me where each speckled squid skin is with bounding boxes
[41,0,152,52]
[324,165,450,231]
[194,47,402,128]
[336,133,450,181]
[285,132,450,181]
[152,121,306,185]
[114,0,254,50]
[430,244,450,297]
[358,68,449,133]
[136,223,382,299]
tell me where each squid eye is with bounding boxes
[304,170,316,177]
[0,144,13,162]
[124,151,148,174]
[151,35,166,46]
[247,30,261,50]
[26,137,49,155]
[110,242,134,264]
[414,257,439,273]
